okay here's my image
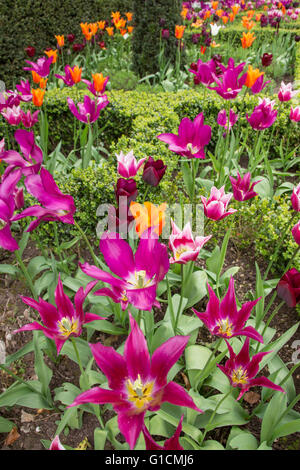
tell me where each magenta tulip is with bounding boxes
[292,221,300,246]
[217,109,238,131]
[189,58,216,87]
[193,277,263,342]
[142,416,184,450]
[218,338,285,400]
[201,186,237,220]
[278,82,298,102]
[55,65,80,87]
[142,156,167,187]
[208,64,247,100]
[80,229,169,311]
[68,313,202,449]
[229,172,260,202]
[116,150,146,179]
[0,170,22,251]
[277,268,300,307]
[291,183,300,212]
[49,435,65,450]
[20,109,40,128]
[14,276,103,354]
[67,94,109,124]
[290,106,300,122]
[12,167,76,231]
[157,113,211,160]
[246,98,277,130]
[15,80,32,102]
[1,105,22,126]
[169,220,211,264]
[23,56,53,78]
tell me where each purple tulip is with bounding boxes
[142,416,184,450]
[12,168,76,231]
[157,113,211,160]
[201,186,237,220]
[277,268,300,307]
[169,220,211,264]
[25,46,36,58]
[193,277,263,343]
[115,178,138,205]
[142,156,167,187]
[15,80,33,102]
[14,276,104,354]
[68,313,202,449]
[246,98,278,130]
[80,229,170,311]
[23,56,53,78]
[67,94,109,124]
[20,109,40,128]
[229,172,261,202]
[0,129,43,178]
[218,338,285,400]
[292,220,300,245]
[189,58,216,87]
[116,150,146,179]
[0,170,22,251]
[1,105,22,126]
[161,29,170,39]
[217,108,238,131]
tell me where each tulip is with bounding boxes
[0,129,43,178]
[20,109,40,128]
[290,106,300,122]
[55,65,82,86]
[142,156,167,187]
[115,178,138,205]
[208,66,246,100]
[169,220,211,264]
[80,229,169,311]
[68,313,202,449]
[44,49,58,63]
[72,43,85,52]
[278,82,298,102]
[1,105,22,126]
[157,113,211,159]
[15,80,32,102]
[175,25,185,39]
[106,27,114,36]
[217,108,238,131]
[55,35,64,47]
[82,73,109,96]
[0,169,22,251]
[201,186,237,220]
[14,276,103,354]
[247,97,277,131]
[218,338,285,400]
[291,183,300,211]
[277,268,300,307]
[67,34,75,43]
[229,172,260,201]
[189,59,216,87]
[49,435,65,450]
[116,150,146,179]
[161,29,170,39]
[130,202,167,238]
[32,70,42,84]
[25,46,36,58]
[210,23,222,36]
[31,88,45,107]
[244,65,264,88]
[241,31,256,48]
[193,277,263,342]
[24,56,53,77]
[12,167,76,231]
[261,52,273,67]
[292,221,300,245]
[67,94,109,124]
[143,416,184,450]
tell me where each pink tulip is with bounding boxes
[291,184,300,212]
[201,186,237,220]
[278,82,298,102]
[292,221,300,245]
[116,150,146,178]
[0,170,22,251]
[229,172,260,202]
[290,106,300,122]
[1,105,22,126]
[169,220,211,264]
[49,435,65,450]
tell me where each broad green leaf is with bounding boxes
[94,428,108,450]
[0,382,51,409]
[260,392,288,444]
[183,270,207,308]
[272,419,300,440]
[0,416,15,432]
[84,319,126,335]
[0,264,20,276]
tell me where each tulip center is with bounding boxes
[127,374,154,410]
[57,210,69,216]
[57,317,79,338]
[128,270,154,289]
[175,246,189,259]
[217,318,233,337]
[186,143,198,155]
[231,366,248,385]
[0,218,7,230]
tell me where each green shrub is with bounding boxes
[108,70,139,90]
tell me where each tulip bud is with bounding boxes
[25,46,36,57]
[142,156,167,187]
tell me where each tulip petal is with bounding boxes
[160,381,203,412]
[124,313,150,381]
[90,342,127,391]
[118,411,145,450]
[151,335,190,387]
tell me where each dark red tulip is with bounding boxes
[25,46,36,58]
[67,34,75,43]
[115,178,138,205]
[142,156,167,187]
[72,43,85,53]
[261,53,273,67]
[277,268,300,307]
[161,29,170,39]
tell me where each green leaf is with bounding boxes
[272,419,300,440]
[260,392,288,444]
[0,264,20,276]
[181,161,193,200]
[227,427,258,450]
[259,322,299,367]
[84,319,126,335]
[33,332,53,403]
[0,382,52,409]
[182,270,207,308]
[94,428,108,450]
[0,416,15,433]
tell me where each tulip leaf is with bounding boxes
[272,419,300,441]
[182,270,208,308]
[181,161,194,200]
[27,256,49,279]
[0,382,52,409]
[259,322,299,368]
[60,337,93,368]
[201,440,225,450]
[33,331,53,404]
[149,415,176,438]
[94,428,108,450]
[84,319,126,335]
[0,416,16,433]
[260,391,288,444]
[227,427,258,450]
[0,264,20,276]
[156,408,203,442]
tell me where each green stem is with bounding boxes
[74,219,99,268]
[15,250,37,300]
[174,264,184,333]
[194,337,223,389]
[200,388,232,445]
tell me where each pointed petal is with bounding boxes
[160,381,203,412]
[100,231,135,279]
[118,411,145,450]
[90,342,127,391]
[124,313,150,381]
[151,335,190,387]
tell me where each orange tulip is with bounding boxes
[115,18,126,30]
[175,25,185,39]
[229,12,235,21]
[282,5,286,14]
[181,7,189,19]
[211,1,219,10]
[222,16,229,24]
[200,45,206,54]
[204,10,211,20]
[90,23,98,35]
[111,11,121,23]
[80,22,90,35]
[211,40,220,48]
[216,9,224,17]
[39,78,48,89]
[120,28,128,36]
[98,21,106,30]
[55,35,64,47]
[242,16,255,30]
[125,12,133,22]
[106,27,114,37]
[31,88,45,107]
[241,31,256,48]
[263,5,268,10]
[130,201,167,237]
[245,65,264,88]
[247,10,255,18]
[44,49,58,63]
[231,4,240,15]
[32,70,41,84]
[127,26,134,34]
[255,13,262,21]
[69,65,82,84]
[92,73,108,93]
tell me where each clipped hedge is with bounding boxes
[0,0,133,89]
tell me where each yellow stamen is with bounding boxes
[217,318,233,337]
[231,366,248,385]
[57,317,79,338]
[127,374,154,410]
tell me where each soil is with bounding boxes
[0,237,300,451]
